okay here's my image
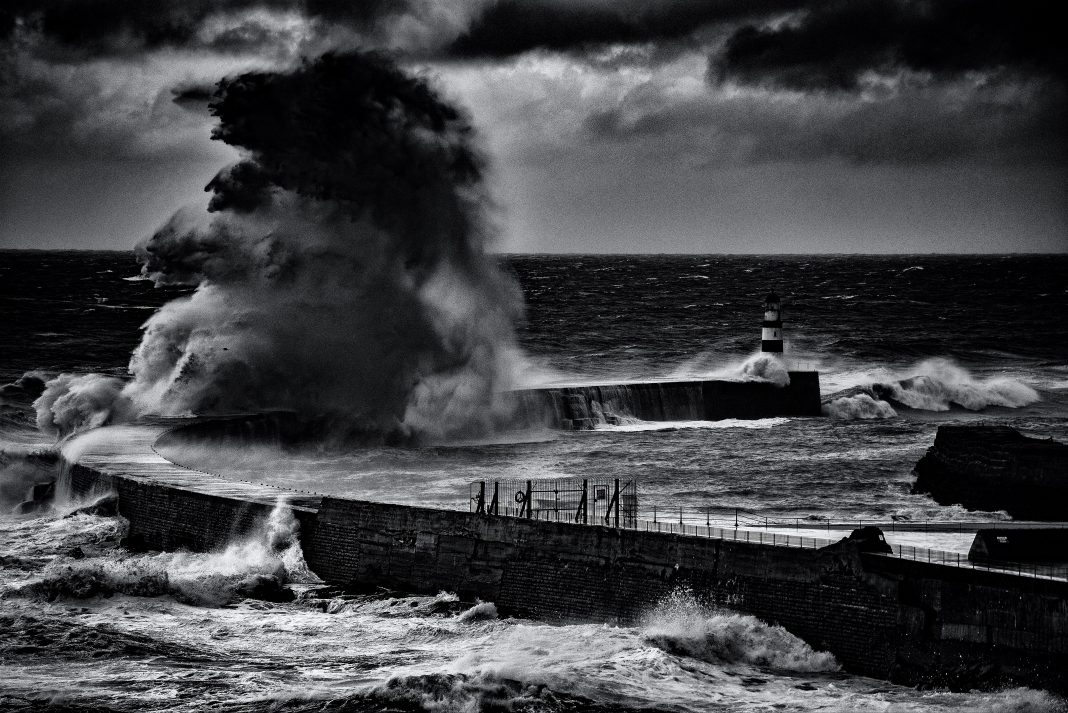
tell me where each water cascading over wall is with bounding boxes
[515,373,822,430]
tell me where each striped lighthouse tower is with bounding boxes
[761,292,784,353]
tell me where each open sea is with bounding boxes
[2,250,1067,712]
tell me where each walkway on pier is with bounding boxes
[63,419,322,513]
[64,418,1067,583]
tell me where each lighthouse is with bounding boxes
[761,292,784,353]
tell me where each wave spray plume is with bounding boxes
[36,52,524,441]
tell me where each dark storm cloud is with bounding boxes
[0,0,405,56]
[201,52,483,232]
[446,0,805,58]
[0,51,224,162]
[716,0,1066,90]
[1,0,807,60]
[584,77,1067,166]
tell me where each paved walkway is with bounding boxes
[64,419,322,512]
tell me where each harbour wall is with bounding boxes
[66,433,1068,695]
[516,371,822,429]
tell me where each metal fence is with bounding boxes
[877,543,1067,580]
[638,507,1067,536]
[470,478,638,526]
[466,497,1068,582]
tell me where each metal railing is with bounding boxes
[471,501,1068,582]
[680,508,1066,535]
[470,478,638,526]
[879,544,1068,582]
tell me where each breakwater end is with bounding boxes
[914,425,1068,520]
[514,372,821,429]
[63,419,1068,694]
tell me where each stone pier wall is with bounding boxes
[66,443,1068,695]
[305,497,1066,692]
[516,371,822,429]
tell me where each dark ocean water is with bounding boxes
[1,250,1067,712]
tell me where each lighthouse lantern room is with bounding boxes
[761,292,784,353]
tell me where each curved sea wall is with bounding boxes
[63,420,1068,695]
[914,425,1068,520]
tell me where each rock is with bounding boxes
[844,525,894,554]
[913,426,1068,520]
[66,493,118,518]
[236,574,294,603]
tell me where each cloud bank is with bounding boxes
[2,0,1064,253]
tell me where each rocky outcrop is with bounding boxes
[913,426,1068,520]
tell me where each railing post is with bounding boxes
[614,478,620,528]
[520,479,533,518]
[490,481,499,516]
[475,481,486,515]
[576,479,588,524]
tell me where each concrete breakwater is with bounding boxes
[63,420,1068,694]
[515,371,822,429]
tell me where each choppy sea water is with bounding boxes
[2,251,1067,711]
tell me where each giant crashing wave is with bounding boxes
[31,51,526,444]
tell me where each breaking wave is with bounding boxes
[24,51,529,444]
[20,497,313,606]
[641,591,839,673]
[824,393,898,420]
[875,359,1040,411]
[456,600,498,623]
[826,358,1040,419]
[669,350,792,387]
[33,373,132,438]
[596,417,790,432]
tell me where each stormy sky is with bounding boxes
[1,0,1065,253]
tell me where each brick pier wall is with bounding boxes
[68,458,1068,694]
[69,463,319,551]
[307,497,1067,692]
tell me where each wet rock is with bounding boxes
[236,573,294,603]
[65,494,118,518]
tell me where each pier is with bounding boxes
[62,419,1068,695]
[515,372,822,429]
